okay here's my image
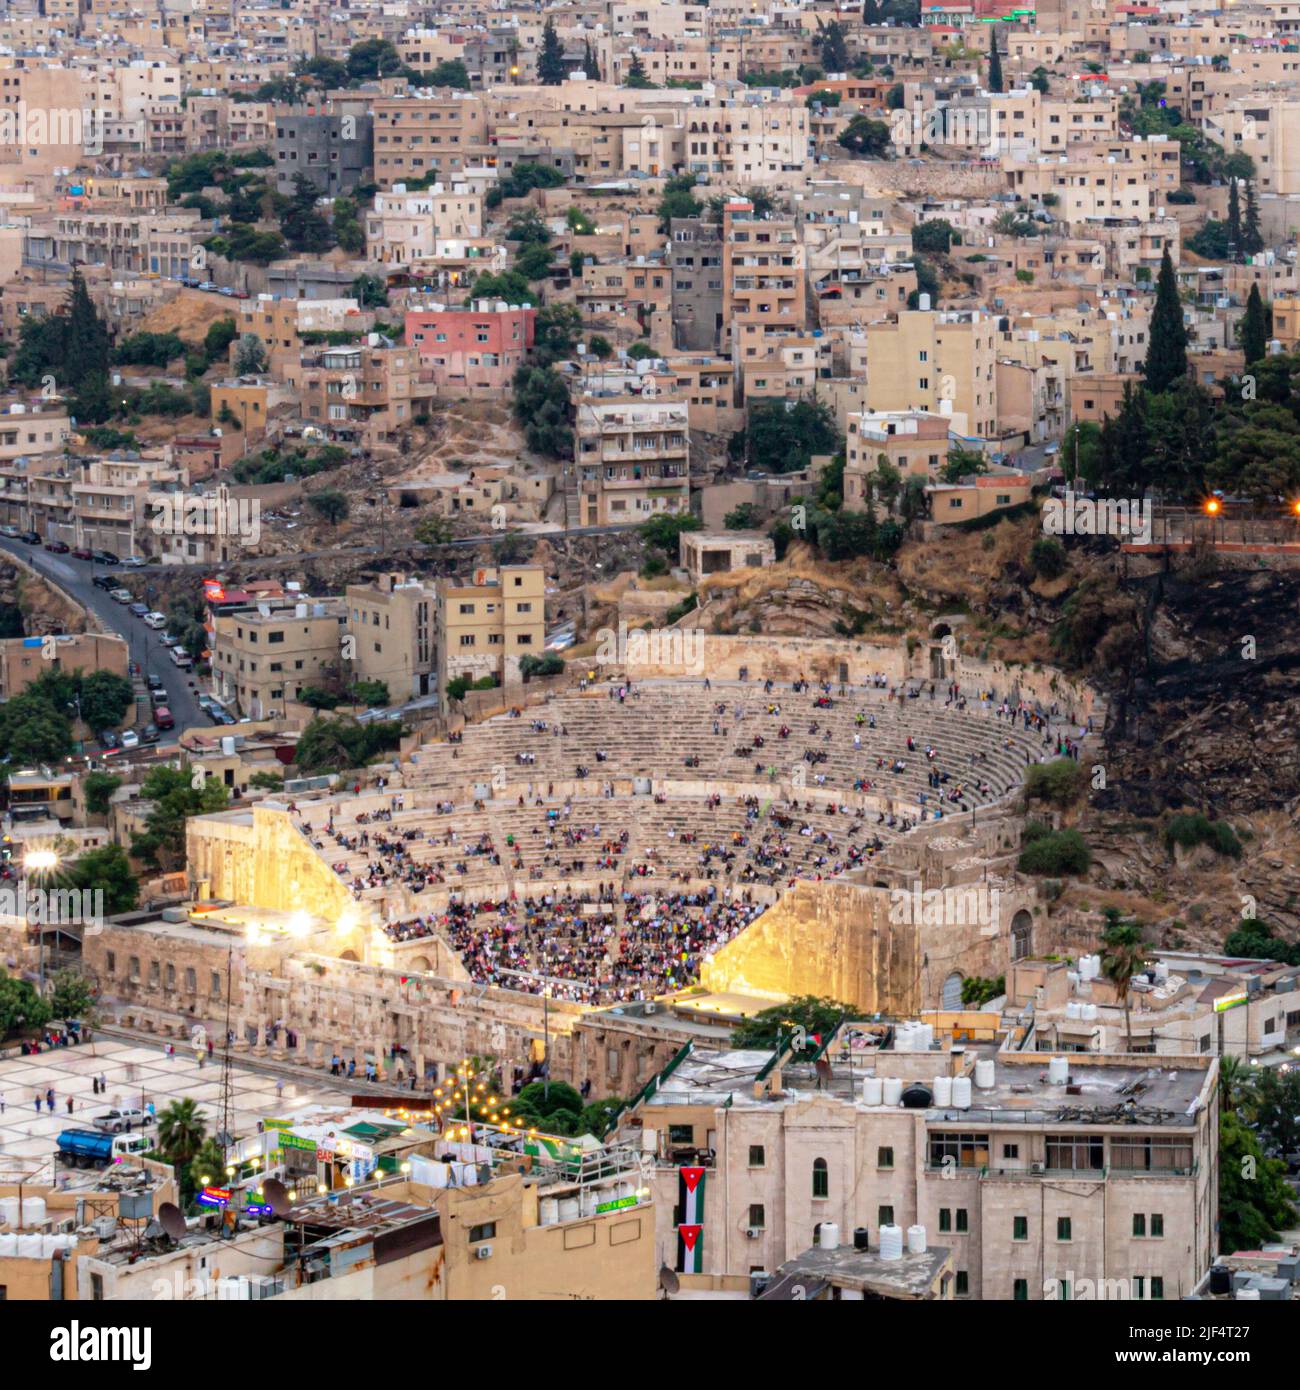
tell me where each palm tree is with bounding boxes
[1218,1055,1249,1115]
[157,1097,207,1168]
[1100,916,1147,1052]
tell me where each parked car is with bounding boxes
[0,524,19,538]
[169,647,193,668]
[158,632,178,647]
[43,539,69,553]
[129,602,149,617]
[216,709,237,726]
[19,530,42,545]
[147,672,164,691]
[111,589,133,604]
[141,723,159,744]
[98,730,120,750]
[198,281,217,292]
[71,547,93,560]
[121,555,147,568]
[91,575,117,591]
[143,611,166,629]
[154,706,174,731]
[93,550,120,565]
[119,730,140,750]
[93,1107,152,1134]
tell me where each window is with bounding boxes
[748,1204,766,1229]
[955,1208,968,1233]
[1151,1213,1163,1237]
[1133,1275,1145,1300]
[938,1208,951,1232]
[955,1270,968,1296]
[1013,1278,1028,1301]
[668,1125,693,1144]
[1057,1280,1070,1301]
[1002,1143,1019,1160]
[928,1133,990,1169]
[1057,1216,1072,1241]
[878,1205,894,1226]
[1151,1277,1164,1300]
[1045,1134,1104,1172]
[877,1146,894,1169]
[1110,1136,1193,1173]
[1013,1216,1028,1241]
[812,1157,829,1199]
[468,1222,496,1242]
[748,1144,765,1167]
[1132,1213,1146,1237]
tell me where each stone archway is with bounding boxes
[1010,911,1033,963]
[942,971,964,1011]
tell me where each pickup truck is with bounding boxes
[57,1128,151,1169]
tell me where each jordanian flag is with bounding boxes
[679,1166,706,1224]
[677,1224,704,1273]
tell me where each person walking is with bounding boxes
[66,1095,74,1115]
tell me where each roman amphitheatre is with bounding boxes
[86,633,1101,1092]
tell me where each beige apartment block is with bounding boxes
[298,343,432,449]
[345,572,437,702]
[722,201,806,348]
[371,93,489,187]
[865,309,998,440]
[436,564,545,690]
[365,184,484,265]
[845,411,951,506]
[0,404,70,462]
[0,632,128,700]
[27,453,186,553]
[573,397,690,528]
[630,1041,1218,1301]
[1208,99,1300,197]
[211,596,348,719]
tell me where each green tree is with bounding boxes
[1240,282,1268,366]
[281,173,335,253]
[725,502,761,530]
[157,1097,207,1168]
[414,514,454,546]
[625,53,654,88]
[1029,535,1067,580]
[512,365,571,457]
[639,511,702,554]
[583,39,601,81]
[988,26,1003,94]
[1100,915,1148,1051]
[731,995,854,1053]
[234,334,269,376]
[657,173,702,231]
[941,445,987,483]
[1242,178,1264,257]
[308,489,349,526]
[1227,177,1242,260]
[131,766,229,870]
[82,771,123,816]
[744,397,841,473]
[1219,1111,1298,1254]
[1143,247,1188,393]
[538,20,567,85]
[48,969,93,1019]
[1023,757,1085,807]
[427,58,471,90]
[912,219,956,254]
[350,272,388,309]
[204,317,238,364]
[837,114,892,158]
[333,197,365,255]
[0,972,50,1036]
[817,20,849,74]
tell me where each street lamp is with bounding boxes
[24,849,59,993]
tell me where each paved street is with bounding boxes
[0,537,206,746]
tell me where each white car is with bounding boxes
[111,588,133,603]
[121,555,147,568]
[93,1107,152,1133]
[120,730,140,750]
[143,611,166,629]
[159,632,178,647]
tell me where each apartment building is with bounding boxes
[682,99,810,184]
[669,216,724,353]
[274,109,375,196]
[211,595,348,718]
[845,411,951,506]
[345,572,437,702]
[236,294,364,379]
[865,308,998,440]
[628,1035,1218,1301]
[722,201,806,349]
[435,564,545,690]
[404,300,536,393]
[365,183,484,265]
[27,209,205,279]
[26,453,186,552]
[0,403,70,462]
[371,93,488,187]
[0,632,128,699]
[573,397,690,527]
[298,342,434,448]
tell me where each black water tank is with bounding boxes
[1209,1266,1232,1295]
[901,1083,934,1109]
[854,1227,870,1251]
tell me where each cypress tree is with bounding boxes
[1227,178,1242,262]
[63,268,110,391]
[583,39,600,81]
[1143,247,1188,394]
[988,28,1003,94]
[1242,179,1264,258]
[1241,282,1268,366]
[537,19,567,86]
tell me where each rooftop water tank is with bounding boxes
[820,1222,840,1251]
[901,1083,934,1109]
[952,1075,972,1109]
[882,1078,903,1106]
[862,1077,883,1106]
[853,1227,870,1251]
[932,1075,953,1107]
[974,1058,995,1090]
[907,1224,927,1254]
[1048,1056,1070,1086]
[878,1224,903,1261]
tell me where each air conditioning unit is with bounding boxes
[1030,1161,1044,1174]
[746,1227,762,1239]
[644,1003,658,1015]
[475,1245,494,1260]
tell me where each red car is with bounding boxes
[71,547,93,560]
[44,539,70,553]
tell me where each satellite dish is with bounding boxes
[658,1265,680,1296]
[263,1178,293,1218]
[158,1202,187,1243]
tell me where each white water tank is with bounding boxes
[862,1077,883,1105]
[17,1233,42,1257]
[883,1078,903,1106]
[974,1058,996,1090]
[820,1222,840,1251]
[0,1233,15,1256]
[907,1224,927,1254]
[18,1197,45,1228]
[1154,961,1170,984]
[932,1075,953,1106]
[579,1189,597,1217]
[918,1023,934,1050]
[539,1198,559,1226]
[1236,1287,1261,1301]
[1049,1056,1070,1085]
[557,1197,580,1223]
[1082,1003,1098,1021]
[878,1224,904,1260]
[0,1197,17,1227]
[952,1076,972,1109]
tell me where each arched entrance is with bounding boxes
[942,971,964,1010]
[1010,911,1033,963]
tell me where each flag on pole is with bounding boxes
[677,1223,703,1273]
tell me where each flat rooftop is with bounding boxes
[763,1242,951,1300]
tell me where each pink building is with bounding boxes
[404,301,537,392]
